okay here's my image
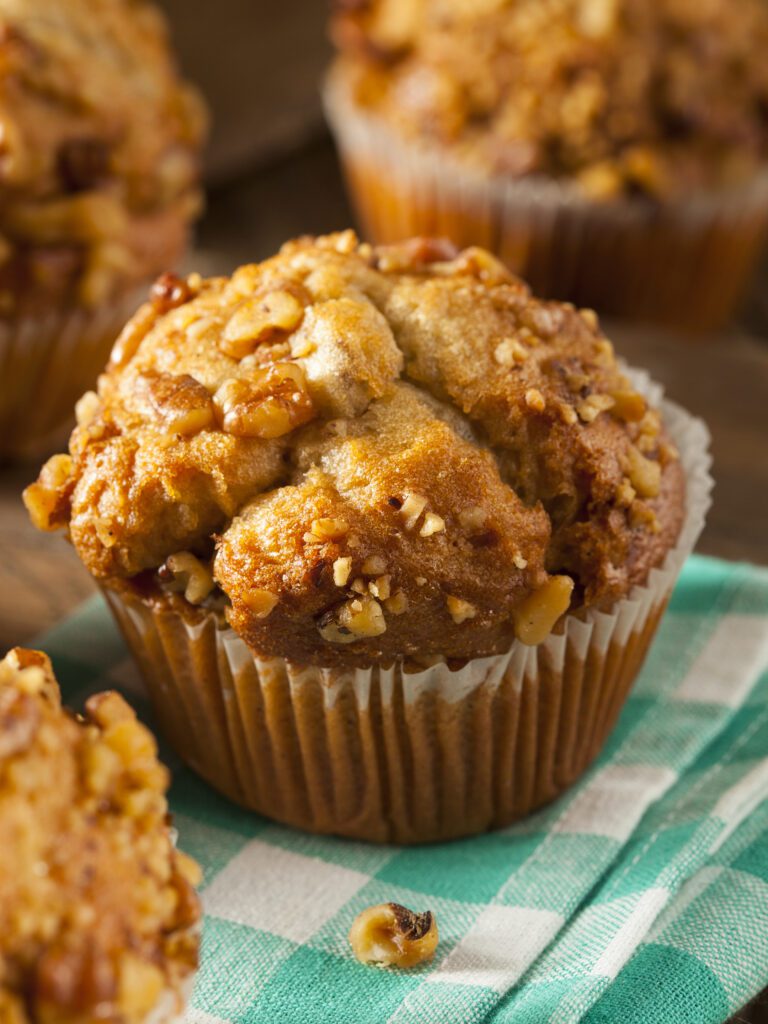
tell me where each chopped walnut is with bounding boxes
[318,595,387,643]
[399,493,428,530]
[494,337,528,367]
[625,447,662,498]
[594,338,615,366]
[23,454,73,532]
[513,576,574,645]
[243,590,278,618]
[385,591,409,615]
[219,290,305,359]
[616,478,637,508]
[150,271,194,313]
[138,371,215,436]
[213,362,315,439]
[524,388,546,412]
[75,390,101,428]
[580,308,599,329]
[577,393,615,424]
[610,389,646,422]
[310,518,349,542]
[159,552,215,604]
[419,512,445,537]
[630,500,661,534]
[362,555,387,575]
[446,595,477,624]
[349,903,438,968]
[559,403,578,425]
[369,574,392,600]
[333,557,353,587]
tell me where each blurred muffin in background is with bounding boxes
[0,647,200,1024]
[326,0,768,332]
[0,0,206,461]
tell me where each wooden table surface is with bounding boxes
[0,137,766,1021]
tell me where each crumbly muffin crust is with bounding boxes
[330,0,768,199]
[0,647,200,1024]
[26,232,684,668]
[0,0,206,314]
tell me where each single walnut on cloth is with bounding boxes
[25,231,712,843]
[0,647,201,1024]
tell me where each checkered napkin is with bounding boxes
[37,554,768,1024]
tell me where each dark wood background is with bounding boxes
[0,5,766,1019]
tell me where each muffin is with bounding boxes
[0,0,206,461]
[326,0,768,332]
[0,647,201,1023]
[25,231,712,843]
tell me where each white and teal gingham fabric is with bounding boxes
[34,554,768,1024]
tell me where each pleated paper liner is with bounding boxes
[0,289,144,463]
[324,71,768,334]
[103,379,712,844]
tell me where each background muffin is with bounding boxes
[0,0,206,461]
[326,0,768,331]
[25,232,711,842]
[0,646,201,1024]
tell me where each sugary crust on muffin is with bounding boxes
[0,0,206,313]
[330,0,768,199]
[26,231,685,668]
[0,647,200,1024]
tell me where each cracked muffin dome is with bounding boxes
[0,647,200,1024]
[330,0,768,199]
[26,231,685,668]
[0,0,206,313]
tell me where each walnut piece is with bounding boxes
[349,903,439,968]
[318,595,387,643]
[159,552,215,604]
[219,290,305,359]
[513,575,574,645]
[138,371,215,436]
[213,362,315,439]
[446,595,477,624]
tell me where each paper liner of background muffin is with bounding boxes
[0,289,145,462]
[102,368,713,844]
[324,71,768,334]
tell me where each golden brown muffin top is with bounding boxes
[0,647,200,1024]
[330,0,768,199]
[0,0,206,312]
[26,232,684,668]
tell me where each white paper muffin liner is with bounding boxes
[103,371,712,844]
[0,289,143,462]
[324,70,768,332]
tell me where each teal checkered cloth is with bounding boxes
[35,554,768,1024]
